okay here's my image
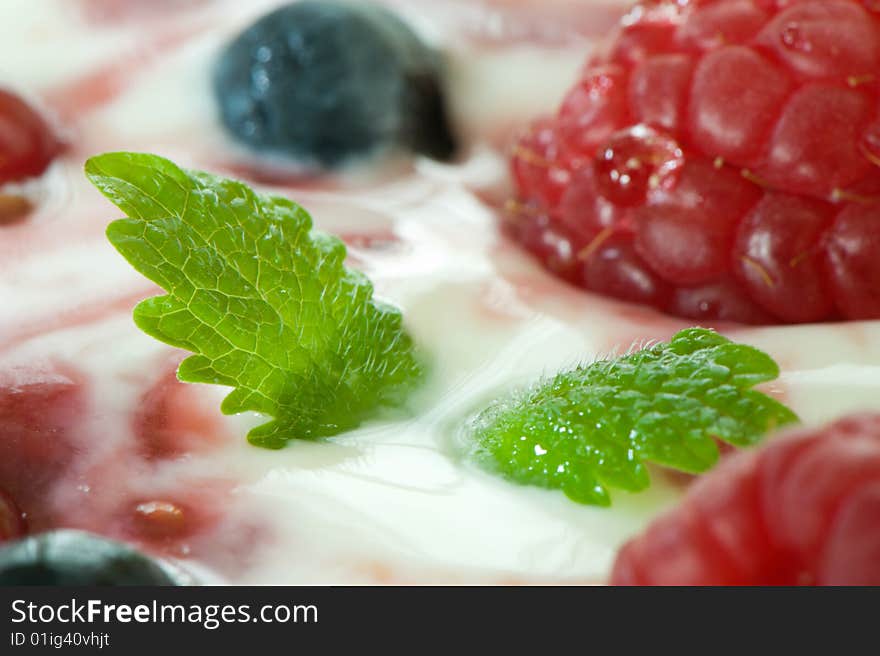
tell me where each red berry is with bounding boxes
[611,413,880,585]
[0,489,25,542]
[0,89,59,185]
[508,0,880,323]
[0,365,84,530]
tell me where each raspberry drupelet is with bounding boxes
[508,0,880,323]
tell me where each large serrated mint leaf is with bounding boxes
[86,152,424,448]
[469,328,798,506]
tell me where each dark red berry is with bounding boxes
[0,90,59,185]
[0,490,25,543]
[0,365,84,530]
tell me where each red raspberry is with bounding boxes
[0,89,60,186]
[611,413,880,585]
[0,365,85,531]
[508,0,880,323]
[0,489,25,542]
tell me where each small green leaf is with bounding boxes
[86,152,424,448]
[468,328,798,506]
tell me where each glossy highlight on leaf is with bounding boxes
[85,152,424,448]
[469,328,798,506]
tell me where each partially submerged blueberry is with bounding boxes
[213,0,457,169]
[0,530,186,585]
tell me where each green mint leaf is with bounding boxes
[85,152,424,448]
[468,328,798,506]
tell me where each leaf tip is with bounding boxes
[84,151,129,181]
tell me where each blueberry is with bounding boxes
[0,530,187,585]
[213,0,456,168]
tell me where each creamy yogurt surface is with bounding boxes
[2,0,880,584]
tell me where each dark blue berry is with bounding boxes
[213,0,456,168]
[0,530,186,585]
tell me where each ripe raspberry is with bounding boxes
[508,0,880,323]
[611,413,880,585]
[0,89,60,185]
[0,490,25,542]
[0,366,84,531]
